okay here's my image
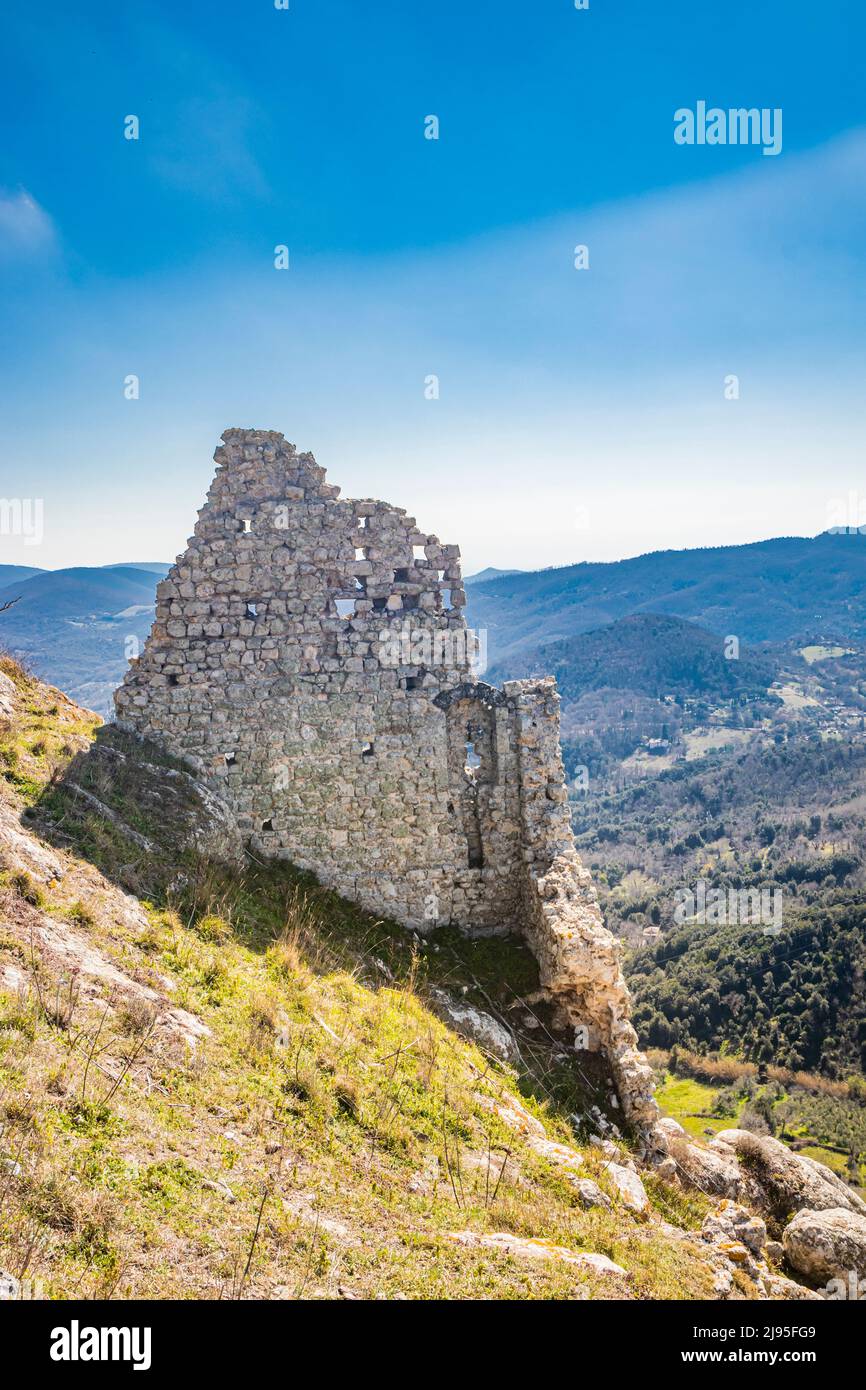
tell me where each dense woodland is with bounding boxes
[629,894,866,1075]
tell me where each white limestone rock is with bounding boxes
[783,1207,866,1285]
[655,1116,686,1143]
[701,1200,767,1256]
[668,1138,743,1200]
[429,991,516,1062]
[573,1178,614,1211]
[716,1130,866,1217]
[603,1161,650,1215]
[446,1230,627,1278]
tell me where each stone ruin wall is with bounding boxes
[115,429,656,1133]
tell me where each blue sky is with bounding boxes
[1,0,865,572]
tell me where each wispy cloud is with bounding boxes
[0,189,56,256]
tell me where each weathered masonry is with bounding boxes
[116,429,656,1129]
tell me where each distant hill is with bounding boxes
[486,613,781,704]
[0,565,45,589]
[466,532,866,671]
[102,562,172,576]
[464,567,524,584]
[0,564,166,716]
[0,566,161,619]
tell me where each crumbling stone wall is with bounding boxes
[115,429,655,1130]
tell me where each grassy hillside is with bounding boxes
[0,656,722,1301]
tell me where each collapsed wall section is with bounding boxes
[506,679,658,1133]
[115,429,655,1130]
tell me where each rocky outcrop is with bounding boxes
[0,677,231,1047]
[518,847,659,1137]
[648,1120,866,1297]
[479,1091,590,1192]
[666,1133,743,1199]
[0,670,16,719]
[655,1116,686,1144]
[689,1200,823,1299]
[662,1125,866,1227]
[715,1130,866,1220]
[0,882,209,1046]
[702,1201,767,1256]
[74,734,245,868]
[573,1178,613,1211]
[783,1207,866,1286]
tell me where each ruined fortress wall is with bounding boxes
[116,429,656,1131]
[116,429,526,931]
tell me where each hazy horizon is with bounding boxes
[2,523,853,587]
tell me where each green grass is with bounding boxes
[654,1076,739,1138]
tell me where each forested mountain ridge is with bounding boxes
[467,531,866,670]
